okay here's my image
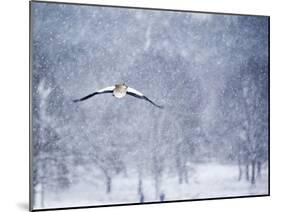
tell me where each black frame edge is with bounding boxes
[267,16,270,197]
[31,0,269,17]
[29,1,33,211]
[32,194,270,211]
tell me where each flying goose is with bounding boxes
[73,83,163,109]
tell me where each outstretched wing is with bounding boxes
[127,87,163,109]
[73,86,115,102]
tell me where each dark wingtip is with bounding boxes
[154,103,164,109]
[73,99,79,103]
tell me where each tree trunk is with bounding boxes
[176,156,183,184]
[40,182,45,208]
[183,167,188,184]
[152,155,163,199]
[160,192,165,202]
[178,171,183,184]
[154,173,160,199]
[32,177,38,208]
[138,177,144,203]
[251,160,256,185]
[39,163,46,208]
[106,176,111,194]
[138,178,143,195]
[257,161,262,178]
[139,192,144,203]
[245,163,249,181]
[238,157,243,181]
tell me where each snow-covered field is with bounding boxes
[38,163,268,209]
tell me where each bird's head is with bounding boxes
[116,83,127,88]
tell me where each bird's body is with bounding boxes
[113,84,128,98]
[73,83,163,109]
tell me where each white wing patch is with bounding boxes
[97,86,115,93]
[127,87,144,97]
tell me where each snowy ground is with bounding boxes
[36,162,268,209]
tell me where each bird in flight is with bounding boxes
[73,83,163,109]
